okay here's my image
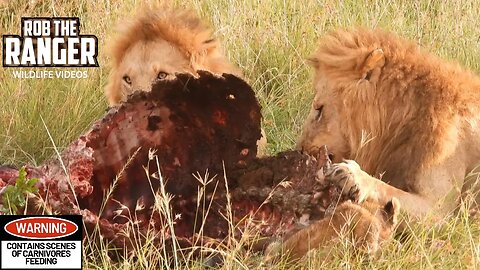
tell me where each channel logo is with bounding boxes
[2,17,98,67]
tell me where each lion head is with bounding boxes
[297,28,467,177]
[105,8,241,105]
[295,73,350,163]
[297,29,388,163]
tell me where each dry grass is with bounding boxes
[1,0,480,269]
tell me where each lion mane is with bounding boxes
[307,28,480,186]
[105,7,241,105]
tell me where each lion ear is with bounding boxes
[307,57,320,69]
[190,39,221,70]
[383,197,400,225]
[202,38,220,54]
[361,48,385,81]
[191,39,242,77]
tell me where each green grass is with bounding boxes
[1,0,480,269]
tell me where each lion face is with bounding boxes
[105,9,242,106]
[297,35,386,162]
[296,76,350,162]
[113,39,194,102]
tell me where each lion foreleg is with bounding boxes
[325,160,435,218]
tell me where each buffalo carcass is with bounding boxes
[0,72,341,252]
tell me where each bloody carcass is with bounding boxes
[0,72,338,251]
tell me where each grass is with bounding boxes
[1,0,480,269]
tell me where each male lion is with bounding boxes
[105,8,242,105]
[266,198,400,262]
[105,8,267,154]
[298,28,480,219]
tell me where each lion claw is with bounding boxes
[348,184,361,202]
[325,161,363,202]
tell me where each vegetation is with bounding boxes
[1,0,480,268]
[0,167,38,214]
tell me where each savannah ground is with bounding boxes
[1,0,480,269]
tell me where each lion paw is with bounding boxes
[325,160,369,203]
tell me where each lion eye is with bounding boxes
[157,71,168,80]
[314,105,324,121]
[123,75,131,85]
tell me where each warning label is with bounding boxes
[0,215,82,269]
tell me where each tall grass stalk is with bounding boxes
[2,0,480,269]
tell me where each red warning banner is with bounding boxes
[0,215,82,270]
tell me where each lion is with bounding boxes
[105,8,242,106]
[297,28,480,219]
[266,198,400,262]
[105,8,268,154]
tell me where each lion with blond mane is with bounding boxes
[104,8,268,154]
[298,28,480,219]
[105,8,241,105]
